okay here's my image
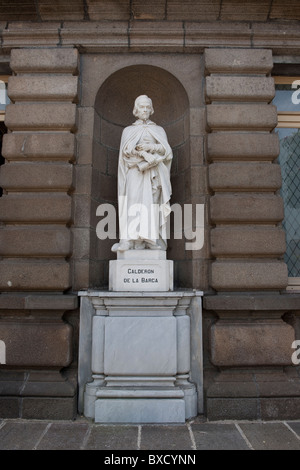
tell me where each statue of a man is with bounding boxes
[112,95,173,252]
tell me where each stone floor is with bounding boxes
[1,415,300,451]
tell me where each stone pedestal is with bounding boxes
[78,291,203,424]
[109,250,173,292]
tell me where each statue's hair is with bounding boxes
[133,95,154,117]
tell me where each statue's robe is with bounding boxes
[117,119,173,247]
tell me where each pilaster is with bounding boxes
[204,48,300,420]
[0,48,79,419]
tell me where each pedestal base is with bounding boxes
[109,250,173,291]
[95,397,186,424]
[78,291,203,424]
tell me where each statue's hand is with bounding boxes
[141,152,155,164]
[136,143,154,153]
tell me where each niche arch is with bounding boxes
[91,64,192,288]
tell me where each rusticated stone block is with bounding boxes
[204,293,300,312]
[206,76,275,103]
[39,0,84,21]
[132,0,167,20]
[210,194,284,223]
[220,2,270,21]
[208,162,282,191]
[204,48,273,74]
[2,22,61,49]
[185,22,252,50]
[0,227,71,257]
[211,226,286,257]
[210,320,294,366]
[22,397,76,420]
[8,76,78,102]
[0,194,72,223]
[252,22,300,53]
[211,261,288,291]
[207,133,279,162]
[87,1,130,20]
[129,21,184,51]
[167,0,220,21]
[2,133,75,162]
[0,259,70,291]
[61,21,129,51]
[270,1,300,20]
[207,104,277,131]
[0,321,72,366]
[0,163,73,192]
[5,103,77,131]
[10,47,78,74]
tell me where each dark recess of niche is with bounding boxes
[0,122,7,197]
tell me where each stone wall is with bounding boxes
[0,7,299,419]
[0,48,79,419]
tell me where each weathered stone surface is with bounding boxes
[0,227,71,257]
[140,425,193,450]
[211,226,286,257]
[210,320,294,366]
[252,22,300,53]
[239,422,300,449]
[167,0,221,21]
[207,133,279,162]
[191,423,249,450]
[2,22,61,49]
[36,422,90,450]
[208,162,282,191]
[39,0,85,21]
[61,21,129,51]
[207,104,277,131]
[203,293,300,311]
[0,293,77,310]
[0,421,48,449]
[210,194,284,223]
[132,0,166,20]
[9,47,78,74]
[220,1,271,21]
[22,397,76,420]
[0,321,72,366]
[206,397,258,421]
[2,133,76,162]
[185,22,252,50]
[0,259,70,291]
[270,1,300,20]
[8,76,78,102]
[5,103,77,131]
[129,21,184,51]
[204,48,273,74]
[87,0,130,20]
[0,163,73,192]
[210,261,288,291]
[206,76,275,102]
[260,398,300,421]
[0,194,72,223]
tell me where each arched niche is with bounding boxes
[91,64,192,288]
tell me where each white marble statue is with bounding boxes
[112,95,173,252]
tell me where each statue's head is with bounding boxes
[133,95,154,119]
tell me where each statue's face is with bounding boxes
[135,100,152,121]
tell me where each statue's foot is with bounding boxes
[135,240,146,250]
[146,242,161,250]
[111,243,119,252]
[116,241,133,252]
